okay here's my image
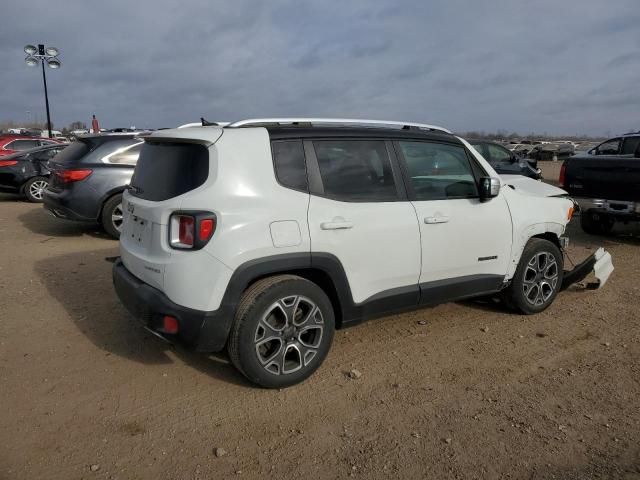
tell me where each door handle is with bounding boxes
[424,216,450,224]
[320,221,354,230]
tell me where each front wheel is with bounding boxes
[503,238,564,315]
[24,176,49,203]
[101,194,123,239]
[228,275,335,388]
[580,211,614,235]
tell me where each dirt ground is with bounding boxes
[1,161,639,480]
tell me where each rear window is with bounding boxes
[9,139,39,150]
[130,142,209,201]
[50,141,90,164]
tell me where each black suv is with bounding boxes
[43,134,144,238]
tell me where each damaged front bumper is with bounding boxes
[561,247,614,290]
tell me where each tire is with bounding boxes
[228,275,335,388]
[503,238,564,315]
[23,176,49,203]
[101,194,124,239]
[580,211,614,235]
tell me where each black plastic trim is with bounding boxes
[561,253,597,291]
[267,126,457,143]
[115,252,507,353]
[419,275,504,306]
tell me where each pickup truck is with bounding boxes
[560,143,640,234]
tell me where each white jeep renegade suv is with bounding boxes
[113,118,613,388]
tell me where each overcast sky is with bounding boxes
[1,0,638,136]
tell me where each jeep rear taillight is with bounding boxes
[559,163,566,188]
[0,160,18,167]
[55,169,93,183]
[169,212,216,250]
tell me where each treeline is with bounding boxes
[0,120,87,133]
[456,130,607,142]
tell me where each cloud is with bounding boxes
[0,0,638,136]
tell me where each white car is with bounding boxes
[113,118,613,388]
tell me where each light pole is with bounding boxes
[24,44,62,138]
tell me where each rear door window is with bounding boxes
[597,138,621,155]
[130,142,209,201]
[620,137,640,155]
[312,140,398,201]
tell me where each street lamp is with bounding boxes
[24,44,62,138]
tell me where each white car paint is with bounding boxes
[120,124,578,313]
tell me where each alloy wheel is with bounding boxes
[254,295,324,375]
[111,203,123,232]
[522,251,559,306]
[29,180,48,200]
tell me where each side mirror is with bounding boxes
[479,177,501,202]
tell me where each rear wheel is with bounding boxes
[580,211,614,235]
[228,275,335,388]
[503,238,563,315]
[24,176,48,203]
[101,194,123,239]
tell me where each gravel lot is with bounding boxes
[1,162,639,480]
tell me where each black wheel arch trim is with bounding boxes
[98,188,125,219]
[115,252,507,353]
[198,253,505,351]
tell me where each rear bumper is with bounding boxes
[43,188,97,222]
[574,197,640,220]
[112,258,230,352]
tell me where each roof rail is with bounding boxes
[225,118,451,134]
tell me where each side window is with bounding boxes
[312,140,397,201]
[486,144,512,162]
[272,140,308,192]
[103,143,143,165]
[470,143,487,159]
[10,140,39,151]
[398,141,479,201]
[620,137,640,155]
[597,138,620,155]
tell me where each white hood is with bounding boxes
[500,175,568,198]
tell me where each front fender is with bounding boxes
[507,222,566,279]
